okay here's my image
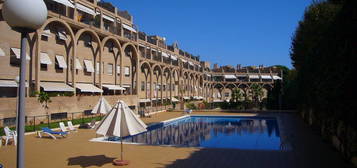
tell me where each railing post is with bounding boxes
[33,116,36,132]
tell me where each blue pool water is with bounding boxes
[114,116,281,150]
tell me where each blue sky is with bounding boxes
[110,0,311,68]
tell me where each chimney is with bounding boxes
[213,64,218,69]
[237,64,241,70]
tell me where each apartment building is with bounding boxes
[0,0,281,123]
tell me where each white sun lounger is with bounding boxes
[59,122,69,133]
[67,121,77,132]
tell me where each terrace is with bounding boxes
[0,111,351,168]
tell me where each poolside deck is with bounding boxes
[0,112,352,168]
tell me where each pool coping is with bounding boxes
[90,113,283,147]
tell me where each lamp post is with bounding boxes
[2,0,47,168]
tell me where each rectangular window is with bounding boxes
[124,66,130,76]
[51,112,67,120]
[3,117,16,127]
[163,84,166,91]
[141,81,145,91]
[96,62,100,74]
[225,92,230,97]
[107,63,113,75]
[117,65,120,75]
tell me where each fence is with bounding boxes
[0,111,104,136]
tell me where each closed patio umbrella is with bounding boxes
[96,100,147,166]
[91,97,112,114]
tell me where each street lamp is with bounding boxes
[2,0,47,168]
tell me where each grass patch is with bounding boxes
[0,116,103,136]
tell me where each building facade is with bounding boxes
[0,0,281,123]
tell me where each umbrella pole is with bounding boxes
[121,138,123,161]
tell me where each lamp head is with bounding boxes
[2,0,48,32]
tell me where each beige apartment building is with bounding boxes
[0,0,281,125]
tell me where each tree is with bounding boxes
[36,91,51,109]
[231,88,244,103]
[250,84,264,105]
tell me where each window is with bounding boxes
[117,65,120,75]
[107,63,113,75]
[51,112,67,120]
[163,84,166,91]
[3,117,16,126]
[96,62,100,74]
[225,92,230,97]
[141,81,145,91]
[124,66,130,76]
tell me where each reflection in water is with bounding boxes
[121,117,281,150]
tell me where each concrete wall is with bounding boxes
[0,95,138,119]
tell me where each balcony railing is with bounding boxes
[118,10,132,21]
[97,1,115,13]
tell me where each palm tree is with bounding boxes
[231,88,244,103]
[36,91,51,109]
[250,84,264,105]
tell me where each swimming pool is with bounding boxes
[108,115,281,150]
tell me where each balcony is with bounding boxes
[118,10,132,21]
[138,32,146,41]
[97,1,115,13]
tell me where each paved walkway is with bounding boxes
[0,112,353,168]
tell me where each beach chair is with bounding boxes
[39,127,67,140]
[67,121,77,132]
[59,122,69,133]
[4,126,17,146]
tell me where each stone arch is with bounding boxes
[101,36,122,87]
[75,28,102,86]
[122,42,139,94]
[34,18,76,91]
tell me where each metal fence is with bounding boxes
[0,111,103,135]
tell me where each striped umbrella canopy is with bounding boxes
[96,100,147,137]
[96,100,147,163]
[91,97,112,114]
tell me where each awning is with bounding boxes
[0,80,28,87]
[83,60,94,72]
[40,82,74,92]
[102,84,125,91]
[183,96,190,100]
[236,74,247,77]
[139,99,150,103]
[57,30,67,41]
[171,97,179,102]
[249,75,260,79]
[51,0,75,8]
[55,55,67,69]
[42,29,51,37]
[0,47,5,56]
[206,74,211,77]
[122,24,137,33]
[121,84,131,88]
[224,75,236,79]
[261,75,272,79]
[181,58,187,63]
[11,48,30,60]
[188,61,194,66]
[75,58,83,70]
[76,3,96,16]
[171,55,178,61]
[213,99,224,103]
[273,75,282,80]
[76,83,103,93]
[161,52,169,58]
[40,53,52,65]
[103,14,115,22]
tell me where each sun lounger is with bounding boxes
[67,121,77,132]
[39,127,67,140]
[59,122,70,133]
[3,126,17,146]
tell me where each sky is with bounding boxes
[109,0,312,68]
